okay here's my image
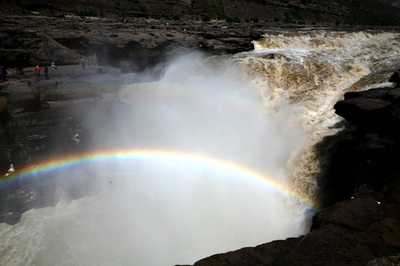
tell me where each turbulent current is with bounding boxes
[1,29,400,265]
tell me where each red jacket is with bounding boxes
[35,67,41,73]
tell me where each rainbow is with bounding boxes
[0,149,318,211]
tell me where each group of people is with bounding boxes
[34,57,88,82]
[34,61,57,81]
[2,56,93,83]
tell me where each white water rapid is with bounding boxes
[1,29,399,266]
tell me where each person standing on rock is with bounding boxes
[0,65,5,82]
[80,57,85,71]
[35,65,42,81]
[0,65,7,81]
[51,61,57,79]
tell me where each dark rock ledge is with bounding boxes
[181,73,400,265]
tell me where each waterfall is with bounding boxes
[0,29,399,266]
[237,29,400,201]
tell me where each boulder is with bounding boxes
[334,86,400,134]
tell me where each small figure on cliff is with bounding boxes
[80,57,85,71]
[16,64,24,79]
[0,65,5,82]
[87,57,92,69]
[389,69,400,88]
[35,65,42,81]
[1,65,8,81]
[51,61,57,70]
[44,66,49,80]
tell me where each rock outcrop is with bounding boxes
[0,15,263,72]
[184,72,400,265]
[2,0,400,26]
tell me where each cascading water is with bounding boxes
[236,29,400,199]
[0,29,399,266]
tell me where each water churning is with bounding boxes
[1,29,400,266]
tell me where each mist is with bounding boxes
[0,53,311,265]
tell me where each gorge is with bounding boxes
[0,13,400,266]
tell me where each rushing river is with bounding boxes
[1,28,400,265]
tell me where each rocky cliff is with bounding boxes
[0,14,263,71]
[1,0,400,26]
